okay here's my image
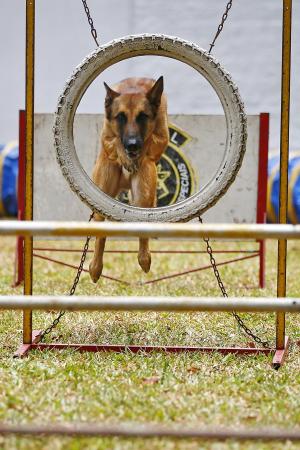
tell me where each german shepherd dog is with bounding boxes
[89,77,169,283]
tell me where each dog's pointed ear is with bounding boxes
[146,76,164,108]
[104,82,120,107]
[104,82,120,119]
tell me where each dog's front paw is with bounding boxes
[138,252,151,273]
[89,260,103,283]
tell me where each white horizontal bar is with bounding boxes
[0,296,299,312]
[0,220,300,239]
[0,422,300,441]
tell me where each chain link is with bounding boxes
[38,213,94,343]
[81,0,99,47]
[199,217,270,349]
[208,0,233,54]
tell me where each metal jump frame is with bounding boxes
[18,0,293,367]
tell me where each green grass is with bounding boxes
[0,236,300,449]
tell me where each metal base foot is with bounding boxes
[272,336,290,369]
[14,330,42,358]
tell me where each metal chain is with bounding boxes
[206,2,270,347]
[208,0,233,54]
[38,213,94,343]
[81,0,99,47]
[199,217,270,349]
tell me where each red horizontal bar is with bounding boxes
[33,247,259,254]
[30,343,272,355]
[32,253,129,285]
[32,252,259,287]
[143,253,259,285]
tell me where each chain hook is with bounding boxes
[81,0,99,47]
[208,0,233,54]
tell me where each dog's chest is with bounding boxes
[120,167,132,189]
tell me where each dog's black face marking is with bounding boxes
[115,112,127,135]
[122,118,144,160]
[136,111,149,127]
[113,110,149,160]
[135,112,149,141]
[115,111,128,148]
[116,112,127,125]
[136,112,149,123]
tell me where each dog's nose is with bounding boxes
[124,136,142,158]
[127,137,138,147]
[127,138,138,153]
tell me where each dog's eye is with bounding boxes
[115,112,127,123]
[136,112,149,123]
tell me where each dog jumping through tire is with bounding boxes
[89,77,169,283]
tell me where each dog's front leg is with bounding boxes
[131,158,157,273]
[89,157,122,283]
[89,212,106,283]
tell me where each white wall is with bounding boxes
[0,0,299,150]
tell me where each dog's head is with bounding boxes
[103,77,164,161]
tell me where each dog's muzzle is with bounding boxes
[124,137,143,160]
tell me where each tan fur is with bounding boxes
[89,77,169,282]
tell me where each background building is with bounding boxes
[0,0,299,150]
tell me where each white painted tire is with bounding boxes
[54,34,247,222]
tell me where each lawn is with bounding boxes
[0,236,300,449]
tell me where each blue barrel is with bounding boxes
[0,141,18,217]
[267,152,300,224]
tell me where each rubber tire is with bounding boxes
[54,34,247,222]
